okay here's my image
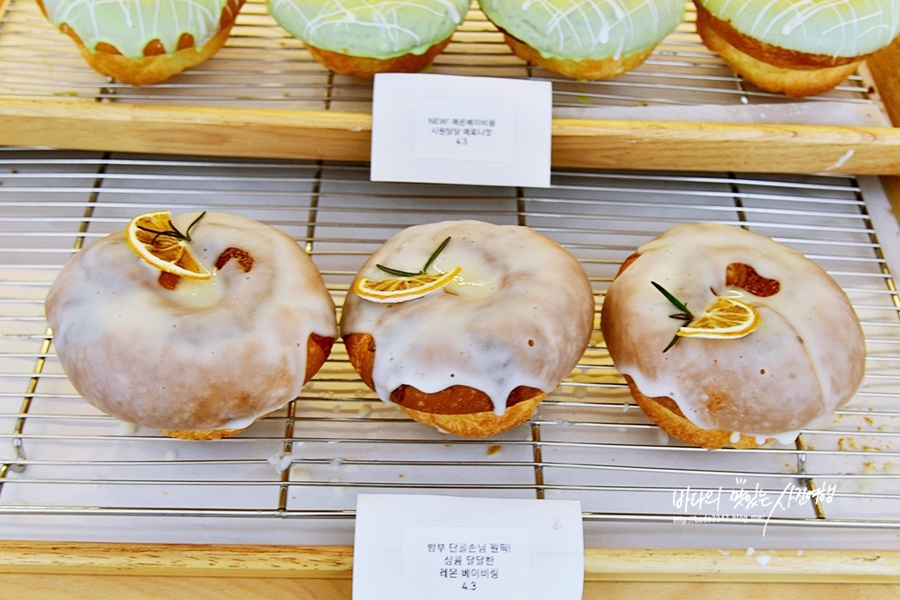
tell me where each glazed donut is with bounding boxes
[600,223,865,449]
[37,0,245,85]
[341,220,595,437]
[478,0,684,80]
[45,212,337,440]
[267,0,470,78]
[693,0,900,97]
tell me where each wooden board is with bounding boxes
[4,99,900,174]
[4,542,896,583]
[1,542,898,598]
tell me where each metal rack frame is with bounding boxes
[0,151,898,556]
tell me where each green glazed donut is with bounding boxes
[694,0,900,96]
[268,0,471,77]
[37,0,244,85]
[477,0,685,80]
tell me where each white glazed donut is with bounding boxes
[267,0,471,78]
[37,0,245,85]
[45,212,338,440]
[477,0,685,80]
[600,223,866,448]
[693,0,900,97]
[340,220,595,437]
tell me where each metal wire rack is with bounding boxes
[0,0,880,111]
[0,149,898,551]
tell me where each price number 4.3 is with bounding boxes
[455,137,468,145]
[461,581,477,591]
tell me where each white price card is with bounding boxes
[370,73,552,188]
[352,494,583,600]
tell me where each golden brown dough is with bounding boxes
[600,223,865,448]
[344,332,545,437]
[694,2,865,97]
[305,39,453,79]
[37,0,245,85]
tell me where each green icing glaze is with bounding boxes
[41,0,237,59]
[698,0,900,58]
[267,0,471,59]
[478,0,684,62]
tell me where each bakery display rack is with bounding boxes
[0,151,898,598]
[0,0,899,597]
[1,0,900,173]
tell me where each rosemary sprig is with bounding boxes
[376,236,451,277]
[652,281,694,353]
[137,211,206,244]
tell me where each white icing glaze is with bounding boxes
[267,0,470,59]
[340,220,595,415]
[600,223,865,439]
[698,0,900,58]
[39,0,240,59]
[478,0,684,61]
[45,212,337,432]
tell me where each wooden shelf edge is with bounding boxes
[551,118,900,174]
[0,100,374,163]
[3,99,900,174]
[0,542,897,583]
[583,548,900,583]
[0,541,354,579]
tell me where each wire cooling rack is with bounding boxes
[0,149,898,551]
[0,0,880,111]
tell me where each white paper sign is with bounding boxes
[371,74,552,187]
[352,494,584,600]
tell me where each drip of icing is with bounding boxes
[724,428,800,446]
[479,0,684,61]
[698,0,900,58]
[166,270,226,309]
[268,0,470,59]
[613,36,625,61]
[771,430,800,445]
[341,220,594,417]
[434,0,462,24]
[41,0,235,59]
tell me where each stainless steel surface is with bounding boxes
[0,0,878,111]
[0,150,898,550]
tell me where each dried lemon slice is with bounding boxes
[125,211,211,280]
[677,296,760,339]
[354,266,462,303]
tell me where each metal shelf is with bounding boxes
[0,150,898,553]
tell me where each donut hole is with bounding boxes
[158,271,180,290]
[725,263,780,297]
[154,247,254,290]
[215,247,254,272]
